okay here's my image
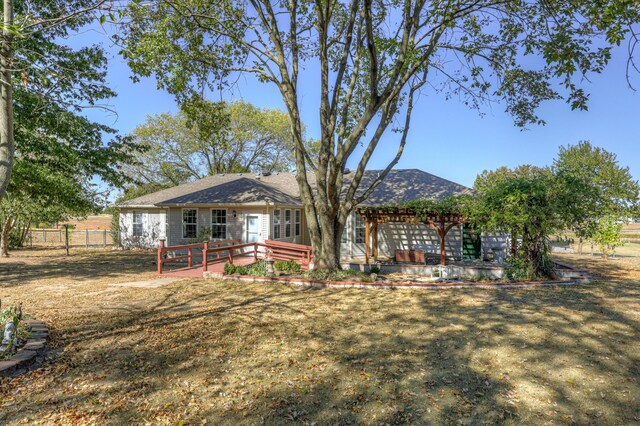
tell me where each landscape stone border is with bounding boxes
[0,319,49,377]
[204,266,592,290]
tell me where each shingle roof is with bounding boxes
[118,172,302,207]
[117,169,471,208]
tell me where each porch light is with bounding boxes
[232,210,237,218]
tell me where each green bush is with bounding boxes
[274,259,301,273]
[369,265,381,274]
[505,256,531,282]
[246,261,268,276]
[224,263,236,275]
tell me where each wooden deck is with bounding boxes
[161,256,256,278]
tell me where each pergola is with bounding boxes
[356,207,467,265]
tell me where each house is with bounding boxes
[117,169,506,261]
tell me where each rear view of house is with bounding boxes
[117,169,506,261]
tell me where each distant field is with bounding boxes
[559,224,640,257]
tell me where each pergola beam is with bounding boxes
[357,207,466,265]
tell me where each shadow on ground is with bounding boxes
[0,251,638,424]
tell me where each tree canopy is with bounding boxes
[119,99,297,199]
[117,0,640,270]
[554,141,639,254]
[471,143,639,277]
[1,0,122,201]
[0,1,141,255]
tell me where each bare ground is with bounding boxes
[0,248,638,425]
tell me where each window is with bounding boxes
[285,209,292,238]
[182,209,198,238]
[132,211,144,237]
[211,209,227,239]
[341,216,349,244]
[294,210,301,237]
[273,209,281,239]
[354,214,366,244]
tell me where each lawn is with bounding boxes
[0,248,639,425]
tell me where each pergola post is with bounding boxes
[364,217,370,264]
[440,216,446,265]
[372,222,379,260]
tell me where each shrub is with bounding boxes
[224,263,236,275]
[274,259,301,273]
[369,265,381,275]
[505,256,531,282]
[246,261,268,276]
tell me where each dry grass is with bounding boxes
[0,248,639,425]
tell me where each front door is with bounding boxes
[246,215,260,243]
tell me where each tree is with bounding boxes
[0,0,116,201]
[120,99,296,196]
[118,0,640,270]
[471,165,594,279]
[0,160,96,256]
[554,141,639,254]
[0,1,142,255]
[591,215,623,260]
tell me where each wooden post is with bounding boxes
[103,230,107,247]
[229,247,234,265]
[202,241,208,272]
[157,238,165,275]
[364,217,370,264]
[64,225,70,256]
[253,243,258,262]
[85,229,89,248]
[372,222,379,260]
[188,247,192,268]
[440,216,446,265]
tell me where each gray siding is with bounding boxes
[167,206,271,246]
[481,232,510,263]
[119,208,167,247]
[377,223,463,260]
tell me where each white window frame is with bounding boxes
[182,208,198,239]
[210,208,227,240]
[284,209,292,238]
[294,209,301,237]
[273,209,281,239]
[354,213,366,244]
[132,211,144,238]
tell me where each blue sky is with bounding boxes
[76,29,639,189]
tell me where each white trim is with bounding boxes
[294,209,301,237]
[210,208,228,240]
[245,214,262,243]
[132,210,145,238]
[284,209,292,238]
[182,207,199,239]
[272,209,282,240]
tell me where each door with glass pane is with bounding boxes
[246,215,260,243]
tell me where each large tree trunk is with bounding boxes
[0,0,15,202]
[0,217,12,257]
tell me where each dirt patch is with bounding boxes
[0,249,638,424]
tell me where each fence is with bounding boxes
[157,239,313,275]
[27,229,114,248]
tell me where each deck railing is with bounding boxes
[157,239,240,274]
[157,238,313,275]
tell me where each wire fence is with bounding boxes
[27,229,114,248]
